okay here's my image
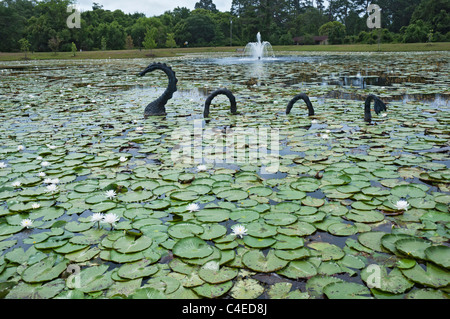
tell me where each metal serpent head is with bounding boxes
[139,62,178,117]
[286,93,315,116]
[364,94,387,123]
[203,88,238,118]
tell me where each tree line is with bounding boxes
[0,0,448,53]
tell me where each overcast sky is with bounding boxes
[74,0,234,17]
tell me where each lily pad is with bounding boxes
[242,250,289,272]
[361,265,414,294]
[424,245,450,269]
[323,282,371,299]
[21,255,69,283]
[229,278,264,299]
[117,258,159,279]
[198,260,238,283]
[172,237,214,259]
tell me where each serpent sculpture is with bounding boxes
[364,94,387,123]
[203,88,238,118]
[139,62,178,117]
[138,64,385,124]
[285,93,315,116]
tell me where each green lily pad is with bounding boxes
[424,245,450,269]
[170,190,199,201]
[306,276,344,298]
[248,186,273,197]
[6,279,65,299]
[400,263,450,288]
[21,255,69,283]
[242,250,289,272]
[277,221,316,237]
[395,238,433,260]
[192,281,233,298]
[327,222,358,236]
[216,189,248,201]
[308,242,345,261]
[230,209,260,223]
[168,223,204,239]
[65,246,100,262]
[346,209,384,223]
[198,260,238,283]
[271,202,301,213]
[276,189,306,200]
[195,208,230,222]
[361,265,414,294]
[263,213,297,226]
[229,278,264,299]
[246,222,277,238]
[358,231,387,252]
[277,260,317,279]
[113,235,153,254]
[77,265,114,293]
[172,237,214,259]
[243,236,276,248]
[119,190,154,203]
[391,184,427,198]
[117,258,159,279]
[274,248,310,261]
[323,282,372,299]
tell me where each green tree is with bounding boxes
[319,21,346,44]
[165,33,177,48]
[71,41,77,56]
[411,0,450,37]
[48,36,62,54]
[142,27,157,52]
[195,0,218,12]
[18,38,30,59]
[401,19,430,43]
[125,35,134,49]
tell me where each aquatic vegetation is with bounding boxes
[0,51,448,299]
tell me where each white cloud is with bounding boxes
[74,0,233,17]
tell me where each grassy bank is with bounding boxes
[0,42,448,62]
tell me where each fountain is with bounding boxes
[243,32,275,60]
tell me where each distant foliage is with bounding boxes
[0,0,448,53]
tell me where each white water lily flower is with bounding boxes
[12,181,22,187]
[17,145,25,151]
[50,178,60,184]
[105,190,117,200]
[231,224,248,238]
[311,119,318,124]
[381,113,387,117]
[0,162,7,169]
[321,133,330,139]
[21,219,33,228]
[31,203,40,209]
[103,213,120,227]
[37,172,46,177]
[43,178,53,184]
[119,156,127,162]
[186,203,200,212]
[45,184,59,193]
[394,200,410,211]
[197,164,207,172]
[41,161,51,167]
[46,144,57,149]
[91,213,104,223]
[36,156,43,160]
